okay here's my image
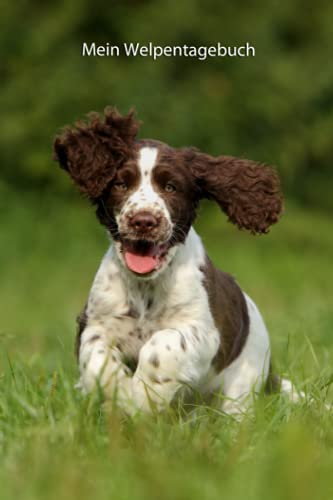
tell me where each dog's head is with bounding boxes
[54,108,283,278]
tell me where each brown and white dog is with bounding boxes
[54,108,285,416]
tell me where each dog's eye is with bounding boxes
[165,183,176,193]
[113,182,127,191]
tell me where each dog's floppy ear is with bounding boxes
[184,148,283,234]
[53,108,140,199]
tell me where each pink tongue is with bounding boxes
[124,251,158,274]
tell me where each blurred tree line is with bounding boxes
[1,0,333,211]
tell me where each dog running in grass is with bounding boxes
[54,107,297,416]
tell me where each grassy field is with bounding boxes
[1,187,333,500]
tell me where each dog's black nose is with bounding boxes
[130,212,158,232]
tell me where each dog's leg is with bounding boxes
[221,294,271,417]
[131,327,219,413]
[78,326,132,407]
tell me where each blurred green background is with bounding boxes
[2,0,333,209]
[1,2,333,500]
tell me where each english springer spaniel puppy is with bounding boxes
[54,108,283,416]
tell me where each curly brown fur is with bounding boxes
[53,108,140,199]
[151,143,201,243]
[53,107,282,234]
[184,148,283,234]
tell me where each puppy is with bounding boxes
[54,108,283,415]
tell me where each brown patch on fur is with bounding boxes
[123,355,138,373]
[149,354,160,368]
[53,108,140,200]
[95,155,142,238]
[75,306,87,359]
[54,108,282,237]
[136,328,143,340]
[127,306,139,319]
[201,255,250,372]
[149,374,162,384]
[184,148,283,234]
[265,363,281,393]
[150,144,201,244]
[88,334,101,344]
[179,333,187,351]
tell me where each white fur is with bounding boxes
[78,146,274,414]
[138,146,158,171]
[221,294,270,415]
[78,228,271,415]
[116,147,173,243]
[280,378,304,403]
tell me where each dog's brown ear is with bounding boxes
[53,108,140,199]
[184,148,283,234]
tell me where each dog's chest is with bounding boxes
[114,294,168,363]
[87,270,185,362]
[86,237,212,368]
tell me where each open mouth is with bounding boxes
[121,239,169,275]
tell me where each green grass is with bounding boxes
[1,187,333,500]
